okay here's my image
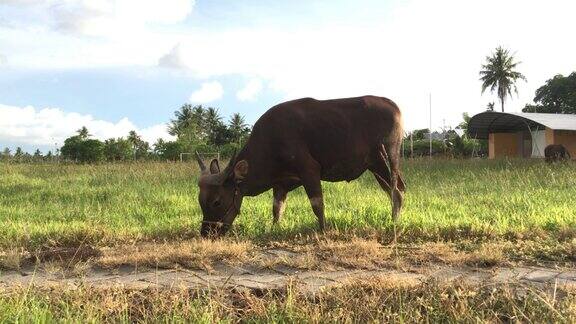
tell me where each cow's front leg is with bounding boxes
[307,191,325,232]
[293,155,325,231]
[301,173,325,232]
[272,186,287,224]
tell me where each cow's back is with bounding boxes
[246,96,400,182]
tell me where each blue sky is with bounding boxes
[0,67,280,126]
[1,0,575,152]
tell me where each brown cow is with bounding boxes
[545,144,571,163]
[195,96,405,238]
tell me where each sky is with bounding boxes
[1,0,575,152]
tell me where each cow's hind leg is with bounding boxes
[369,150,394,203]
[371,145,404,221]
[272,186,288,224]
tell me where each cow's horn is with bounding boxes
[228,149,237,167]
[195,151,208,175]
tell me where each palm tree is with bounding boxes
[168,104,208,144]
[479,46,527,112]
[205,107,222,129]
[205,107,225,145]
[77,126,90,139]
[191,105,206,123]
[456,113,471,133]
[168,104,194,136]
[128,130,149,159]
[228,113,250,144]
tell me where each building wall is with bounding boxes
[546,128,555,145]
[489,128,576,159]
[489,133,519,159]
[553,130,576,159]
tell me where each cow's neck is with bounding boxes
[235,144,271,197]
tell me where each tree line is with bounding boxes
[0,147,56,163]
[0,104,252,163]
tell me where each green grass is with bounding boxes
[0,159,575,250]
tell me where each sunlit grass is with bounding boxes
[0,159,575,250]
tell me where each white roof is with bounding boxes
[510,112,576,131]
[468,111,576,139]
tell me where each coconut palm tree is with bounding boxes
[479,47,527,112]
[168,104,194,137]
[77,126,90,139]
[128,130,149,159]
[228,113,250,145]
[204,107,226,145]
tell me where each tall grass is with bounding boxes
[0,159,575,250]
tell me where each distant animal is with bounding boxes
[195,96,406,238]
[544,144,571,163]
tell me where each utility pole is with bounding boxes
[410,132,414,158]
[429,93,432,158]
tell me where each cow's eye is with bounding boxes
[212,200,221,207]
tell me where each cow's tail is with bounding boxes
[384,112,404,222]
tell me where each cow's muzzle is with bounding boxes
[200,221,231,238]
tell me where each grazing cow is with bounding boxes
[544,144,571,163]
[196,96,406,238]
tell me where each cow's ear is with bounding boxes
[233,160,249,180]
[209,159,220,174]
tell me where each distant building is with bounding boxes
[424,131,445,141]
[467,112,576,159]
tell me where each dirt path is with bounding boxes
[1,248,575,294]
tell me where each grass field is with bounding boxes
[1,159,576,322]
[0,159,575,250]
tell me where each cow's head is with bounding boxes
[195,152,249,238]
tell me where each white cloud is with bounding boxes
[2,0,576,131]
[157,43,188,70]
[0,0,44,5]
[236,79,263,101]
[137,123,173,145]
[0,0,194,38]
[189,81,224,103]
[49,0,194,37]
[151,0,576,130]
[0,103,174,147]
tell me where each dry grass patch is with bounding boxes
[96,239,253,271]
[464,242,506,267]
[0,249,26,271]
[2,278,576,323]
[259,237,393,270]
[502,238,576,264]
[313,237,392,269]
[405,241,507,267]
[257,236,512,272]
[401,242,466,265]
